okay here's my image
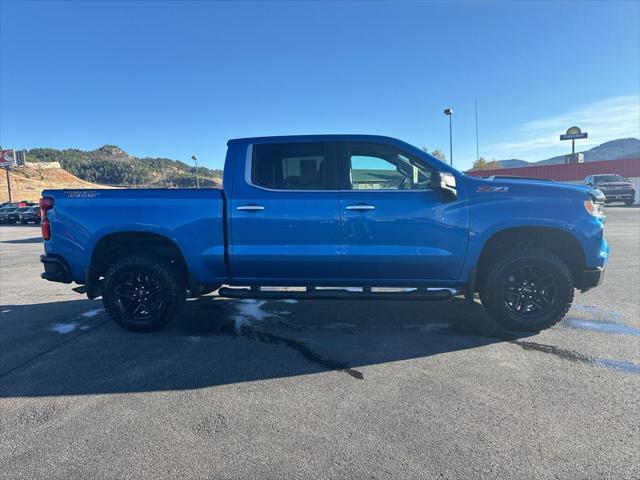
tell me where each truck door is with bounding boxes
[338,141,468,282]
[229,141,341,282]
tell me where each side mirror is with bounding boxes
[430,171,457,200]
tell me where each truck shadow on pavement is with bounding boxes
[0,236,44,244]
[0,296,536,397]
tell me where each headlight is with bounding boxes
[584,199,605,218]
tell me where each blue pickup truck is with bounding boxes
[39,135,608,333]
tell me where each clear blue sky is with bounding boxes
[1,1,639,170]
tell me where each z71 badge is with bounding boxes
[476,186,509,193]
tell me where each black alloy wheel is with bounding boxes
[479,246,574,331]
[103,254,185,332]
[502,265,557,319]
[113,270,165,321]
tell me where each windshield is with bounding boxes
[594,175,624,183]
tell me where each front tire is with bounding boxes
[479,246,574,331]
[102,254,186,332]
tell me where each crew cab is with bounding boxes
[39,135,608,332]
[584,174,636,206]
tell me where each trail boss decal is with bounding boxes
[65,191,101,198]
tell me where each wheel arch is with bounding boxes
[476,226,587,289]
[90,231,189,283]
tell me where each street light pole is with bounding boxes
[444,107,453,166]
[191,155,200,188]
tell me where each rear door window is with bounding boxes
[251,142,337,190]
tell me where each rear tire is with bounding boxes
[102,254,186,333]
[479,246,574,331]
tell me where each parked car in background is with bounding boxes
[5,207,30,224]
[19,206,42,224]
[584,174,636,206]
[0,207,9,224]
[0,207,21,224]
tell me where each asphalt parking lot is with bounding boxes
[1,207,639,479]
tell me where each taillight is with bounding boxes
[39,197,54,240]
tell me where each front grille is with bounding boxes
[602,189,633,195]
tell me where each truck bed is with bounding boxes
[42,188,226,285]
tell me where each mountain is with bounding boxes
[1,161,114,203]
[494,159,530,168]
[494,138,640,168]
[24,145,223,188]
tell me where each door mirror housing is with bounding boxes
[430,171,457,200]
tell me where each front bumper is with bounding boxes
[40,254,73,284]
[579,267,605,291]
[602,191,635,201]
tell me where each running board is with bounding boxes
[218,287,454,301]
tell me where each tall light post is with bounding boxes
[443,107,453,166]
[191,155,200,188]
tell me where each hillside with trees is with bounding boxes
[24,145,222,188]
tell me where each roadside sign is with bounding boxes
[1,149,16,168]
[560,132,588,140]
[15,150,26,166]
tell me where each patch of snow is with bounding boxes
[50,322,79,334]
[232,300,270,332]
[1,309,11,314]
[80,309,103,318]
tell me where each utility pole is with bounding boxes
[192,155,200,188]
[475,99,480,162]
[443,107,453,166]
[4,168,13,203]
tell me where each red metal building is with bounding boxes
[465,158,640,182]
[465,158,640,203]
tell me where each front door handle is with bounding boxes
[346,204,375,211]
[237,205,265,212]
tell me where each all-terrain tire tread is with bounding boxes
[479,246,574,331]
[102,254,185,333]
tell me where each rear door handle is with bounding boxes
[237,205,265,212]
[346,204,375,211]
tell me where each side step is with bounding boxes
[218,287,454,301]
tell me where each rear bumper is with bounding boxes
[579,267,605,291]
[40,254,73,284]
